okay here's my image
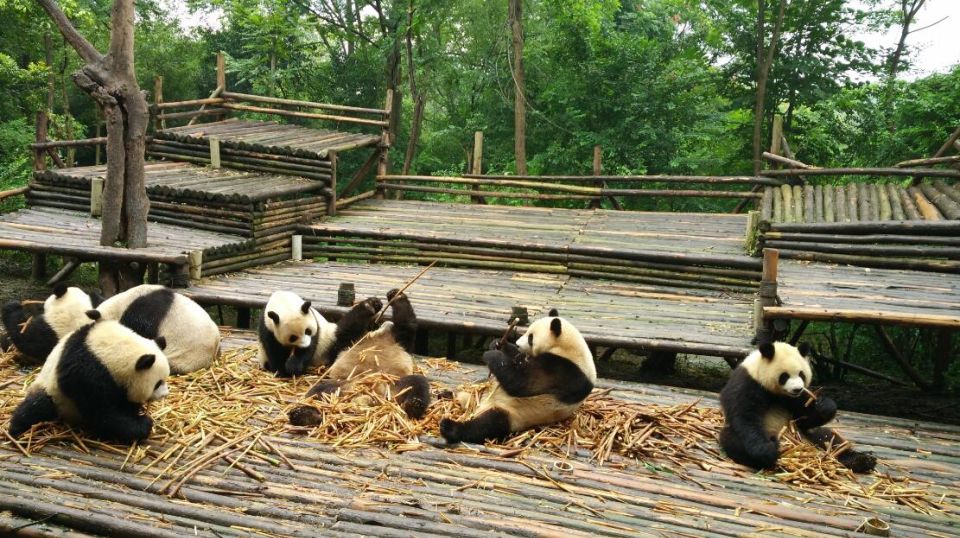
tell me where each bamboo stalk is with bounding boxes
[465,174,784,186]
[764,167,960,179]
[219,102,388,128]
[764,305,960,328]
[221,90,388,116]
[776,249,960,273]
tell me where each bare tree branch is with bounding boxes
[34,0,103,65]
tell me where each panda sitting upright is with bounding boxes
[440,309,596,444]
[719,341,876,473]
[259,289,431,418]
[9,314,170,444]
[1,283,101,365]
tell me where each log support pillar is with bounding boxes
[755,248,779,343]
[236,307,252,330]
[446,332,458,359]
[31,253,47,280]
[642,350,677,374]
[933,329,954,392]
[415,328,430,356]
[169,262,190,289]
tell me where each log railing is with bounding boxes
[375,174,771,205]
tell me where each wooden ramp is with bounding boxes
[182,261,756,358]
[0,208,249,269]
[0,330,957,537]
[767,260,960,328]
[155,119,381,160]
[302,200,761,291]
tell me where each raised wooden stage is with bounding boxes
[183,261,756,358]
[0,330,957,537]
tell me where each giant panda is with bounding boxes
[8,315,170,444]
[719,341,877,473]
[1,283,101,365]
[261,289,431,419]
[93,284,220,374]
[439,309,596,444]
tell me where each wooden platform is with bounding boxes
[302,200,761,290]
[155,119,381,160]
[182,260,756,358]
[1,330,957,537]
[0,208,249,269]
[766,260,960,328]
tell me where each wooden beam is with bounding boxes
[764,167,960,179]
[763,307,960,329]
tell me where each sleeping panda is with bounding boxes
[8,315,170,444]
[93,284,219,374]
[439,309,596,444]
[1,283,101,365]
[261,288,431,419]
[719,341,877,473]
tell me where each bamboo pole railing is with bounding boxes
[764,167,960,179]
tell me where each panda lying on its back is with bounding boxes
[1,284,100,364]
[440,309,596,444]
[9,315,170,444]
[261,289,431,419]
[719,341,876,473]
[95,284,220,374]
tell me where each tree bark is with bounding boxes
[509,0,527,175]
[36,0,150,294]
[752,0,787,176]
[402,0,425,175]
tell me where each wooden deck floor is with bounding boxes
[767,260,960,328]
[183,260,756,358]
[0,208,249,266]
[156,119,381,159]
[35,161,328,204]
[309,200,758,269]
[1,330,957,537]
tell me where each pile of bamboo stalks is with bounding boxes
[0,342,951,515]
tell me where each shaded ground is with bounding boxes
[2,252,957,426]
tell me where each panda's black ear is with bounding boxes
[548,308,559,317]
[550,317,562,337]
[135,354,156,371]
[89,292,105,308]
[52,282,68,298]
[267,311,280,324]
[759,342,776,361]
[301,301,311,314]
[797,342,811,357]
[86,310,102,321]
[155,336,167,351]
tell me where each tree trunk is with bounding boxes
[884,0,926,132]
[402,0,425,175]
[752,0,787,176]
[37,0,150,295]
[509,0,527,175]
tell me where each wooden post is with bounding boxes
[510,305,529,325]
[188,251,203,281]
[90,176,104,217]
[755,248,780,342]
[744,210,760,256]
[153,75,164,131]
[589,145,602,209]
[146,262,160,284]
[236,307,251,329]
[375,89,393,200]
[471,131,486,204]
[337,283,355,306]
[327,151,337,216]
[770,115,783,158]
[31,254,47,280]
[216,51,226,92]
[33,111,48,172]
[291,235,303,261]
[169,262,190,288]
[932,329,954,392]
[209,136,221,168]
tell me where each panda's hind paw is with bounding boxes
[386,288,406,301]
[360,297,383,314]
[288,406,323,426]
[439,418,460,444]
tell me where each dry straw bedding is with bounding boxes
[0,340,954,516]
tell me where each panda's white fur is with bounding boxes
[719,341,876,473]
[10,320,170,443]
[95,284,220,374]
[257,290,335,371]
[327,321,413,381]
[440,311,596,443]
[740,342,811,436]
[1,285,97,363]
[43,286,96,337]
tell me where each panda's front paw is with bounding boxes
[132,416,154,443]
[284,357,308,377]
[439,418,460,444]
[482,349,507,369]
[813,396,837,420]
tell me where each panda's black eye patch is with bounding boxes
[305,329,312,336]
[799,371,807,382]
[778,373,789,385]
[289,335,298,343]
[528,334,533,346]
[154,380,163,390]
